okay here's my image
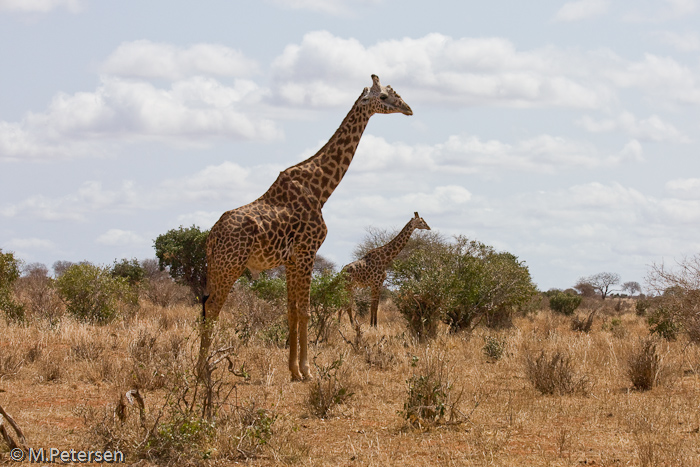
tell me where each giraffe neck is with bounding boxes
[375,219,416,266]
[281,92,372,206]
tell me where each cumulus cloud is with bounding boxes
[0,0,82,13]
[351,133,642,178]
[577,111,689,142]
[0,76,282,161]
[553,0,610,22]
[271,31,615,109]
[653,31,700,51]
[624,0,697,22]
[5,237,56,250]
[0,161,277,221]
[95,229,147,246]
[101,41,260,80]
[264,0,385,16]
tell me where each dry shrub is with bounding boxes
[364,335,398,370]
[402,349,463,429]
[523,348,588,395]
[37,352,63,383]
[142,277,191,308]
[627,337,665,391]
[225,284,286,344]
[307,353,355,418]
[571,310,596,333]
[482,335,507,361]
[127,328,188,390]
[14,267,64,323]
[0,351,23,379]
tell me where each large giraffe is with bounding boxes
[201,75,412,381]
[341,212,430,327]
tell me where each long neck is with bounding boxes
[376,220,416,264]
[282,93,372,206]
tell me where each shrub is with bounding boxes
[55,263,137,323]
[14,263,63,324]
[0,249,24,322]
[524,349,588,395]
[549,292,582,316]
[571,310,596,333]
[401,351,462,428]
[111,258,145,286]
[309,271,349,343]
[307,355,354,418]
[392,236,537,336]
[482,335,507,361]
[153,225,208,301]
[627,338,663,391]
[647,305,680,341]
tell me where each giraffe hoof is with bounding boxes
[291,371,304,382]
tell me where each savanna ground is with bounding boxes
[1,293,699,466]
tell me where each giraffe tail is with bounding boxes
[201,294,209,321]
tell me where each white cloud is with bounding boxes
[5,237,56,250]
[665,178,700,199]
[0,76,282,160]
[271,31,615,109]
[553,0,609,22]
[264,0,384,16]
[0,0,82,13]
[95,229,146,246]
[0,162,277,221]
[624,0,698,22]
[577,111,689,142]
[101,41,260,80]
[653,31,700,51]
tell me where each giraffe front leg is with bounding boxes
[370,285,380,327]
[286,269,304,381]
[287,308,303,381]
[287,259,314,380]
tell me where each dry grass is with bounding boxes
[0,298,699,466]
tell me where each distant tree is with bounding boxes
[578,272,620,300]
[549,291,582,315]
[573,281,596,298]
[111,258,145,286]
[154,225,209,301]
[621,281,642,296]
[53,260,76,278]
[0,249,24,322]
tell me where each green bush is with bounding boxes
[647,305,680,341]
[154,225,208,301]
[310,271,348,343]
[0,249,24,322]
[392,236,537,338]
[111,258,145,286]
[548,292,582,316]
[55,263,137,323]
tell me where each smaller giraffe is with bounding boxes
[341,212,431,327]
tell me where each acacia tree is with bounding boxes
[0,249,24,321]
[154,225,209,301]
[578,272,620,300]
[621,281,642,296]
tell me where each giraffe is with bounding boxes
[200,75,412,381]
[340,212,431,327]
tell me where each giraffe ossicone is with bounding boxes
[199,75,412,381]
[341,212,431,327]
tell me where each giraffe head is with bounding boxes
[411,211,431,230]
[360,74,413,116]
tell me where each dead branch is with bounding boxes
[0,403,26,449]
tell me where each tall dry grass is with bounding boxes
[0,292,699,465]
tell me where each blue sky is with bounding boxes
[2,0,700,291]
